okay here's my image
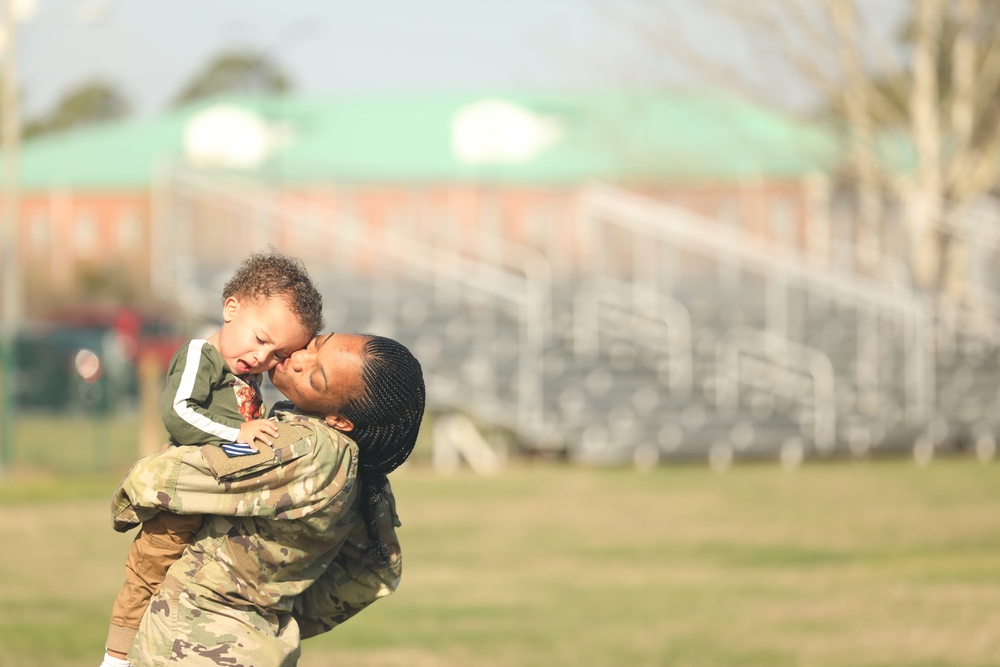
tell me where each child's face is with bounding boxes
[215,295,313,376]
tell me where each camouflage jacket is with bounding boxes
[111,409,403,667]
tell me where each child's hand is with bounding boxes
[237,419,279,448]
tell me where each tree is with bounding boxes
[172,49,292,107]
[24,80,130,137]
[614,0,1000,291]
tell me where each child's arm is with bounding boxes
[161,340,243,446]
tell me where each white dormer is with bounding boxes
[183,104,284,169]
[451,98,562,166]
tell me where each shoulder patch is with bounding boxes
[272,422,315,462]
[220,442,260,458]
[202,441,277,479]
[201,421,316,480]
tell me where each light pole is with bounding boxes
[0,0,27,477]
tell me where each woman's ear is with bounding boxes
[325,414,355,432]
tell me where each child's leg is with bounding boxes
[105,512,203,658]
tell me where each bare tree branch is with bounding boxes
[909,0,945,286]
[827,0,882,267]
[600,0,1000,287]
[944,0,978,190]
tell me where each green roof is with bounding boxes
[8,89,842,191]
[17,112,191,189]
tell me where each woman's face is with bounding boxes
[269,332,367,416]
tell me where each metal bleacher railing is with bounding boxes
[575,184,937,464]
[150,167,999,468]
[924,199,1000,459]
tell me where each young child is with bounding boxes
[100,250,324,667]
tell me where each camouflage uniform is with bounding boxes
[111,409,403,667]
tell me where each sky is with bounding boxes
[16,0,910,119]
[18,0,629,117]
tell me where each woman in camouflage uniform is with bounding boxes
[110,333,425,666]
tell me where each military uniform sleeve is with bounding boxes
[293,483,403,639]
[112,420,353,532]
[161,340,242,446]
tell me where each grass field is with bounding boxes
[1,458,998,667]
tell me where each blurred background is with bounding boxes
[4,3,1000,667]
[1,0,999,474]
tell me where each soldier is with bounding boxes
[103,333,425,667]
[102,250,324,665]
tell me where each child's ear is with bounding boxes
[222,297,240,323]
[325,414,355,432]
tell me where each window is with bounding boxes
[523,201,553,249]
[74,209,98,256]
[30,210,50,255]
[769,198,795,248]
[117,208,140,250]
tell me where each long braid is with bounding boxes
[339,335,425,566]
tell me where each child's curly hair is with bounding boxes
[222,250,324,334]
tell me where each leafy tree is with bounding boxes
[24,80,130,137]
[172,48,292,107]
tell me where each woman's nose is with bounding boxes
[288,347,311,371]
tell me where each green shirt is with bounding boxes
[161,339,264,446]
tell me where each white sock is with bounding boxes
[100,652,132,667]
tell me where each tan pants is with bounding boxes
[106,512,204,655]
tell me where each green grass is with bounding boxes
[8,411,152,475]
[1,459,998,666]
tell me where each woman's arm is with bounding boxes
[112,419,356,531]
[292,485,403,638]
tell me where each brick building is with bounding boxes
[4,88,841,312]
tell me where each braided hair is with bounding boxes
[337,335,425,566]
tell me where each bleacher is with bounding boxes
[152,170,1000,468]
